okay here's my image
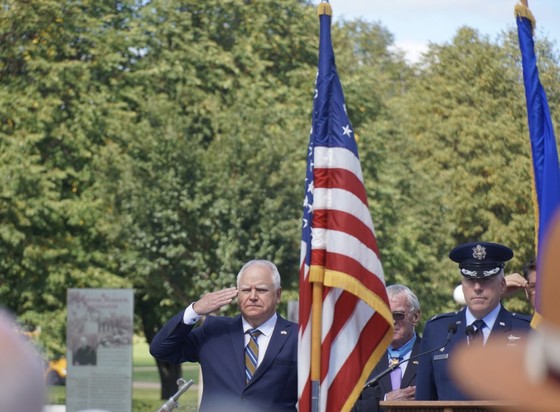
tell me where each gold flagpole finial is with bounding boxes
[514,1,536,33]
[317,1,332,17]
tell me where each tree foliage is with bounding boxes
[0,0,136,355]
[386,27,560,317]
[1,0,559,397]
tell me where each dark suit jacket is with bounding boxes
[150,311,297,412]
[415,305,531,401]
[352,336,422,412]
[72,345,97,366]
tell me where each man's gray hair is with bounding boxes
[387,284,420,313]
[236,260,281,289]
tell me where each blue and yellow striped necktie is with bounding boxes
[245,329,262,383]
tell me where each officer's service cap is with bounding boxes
[449,242,513,279]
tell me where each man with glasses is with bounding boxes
[415,242,531,401]
[353,284,422,411]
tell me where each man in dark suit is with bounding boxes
[353,284,422,412]
[72,336,97,366]
[150,259,297,412]
[415,242,532,401]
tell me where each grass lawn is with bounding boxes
[48,336,200,412]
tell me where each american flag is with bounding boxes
[297,4,394,412]
[515,3,560,327]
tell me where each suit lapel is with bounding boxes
[371,337,423,391]
[249,315,293,385]
[369,351,393,394]
[230,315,247,383]
[447,309,467,350]
[401,338,422,388]
[487,306,512,344]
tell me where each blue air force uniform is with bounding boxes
[415,241,532,400]
[415,306,531,400]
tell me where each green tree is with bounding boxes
[0,0,139,355]
[3,0,559,399]
[386,27,560,318]
[112,0,319,397]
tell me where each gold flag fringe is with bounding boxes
[514,3,536,35]
[317,2,332,17]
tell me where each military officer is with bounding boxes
[415,241,532,400]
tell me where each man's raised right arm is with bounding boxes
[149,287,238,363]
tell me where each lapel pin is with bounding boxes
[281,330,287,335]
[499,322,505,327]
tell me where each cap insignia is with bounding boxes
[482,267,500,277]
[461,268,478,277]
[472,245,486,260]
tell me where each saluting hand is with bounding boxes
[193,287,238,315]
[503,273,529,298]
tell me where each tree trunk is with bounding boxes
[156,359,183,400]
[139,304,184,400]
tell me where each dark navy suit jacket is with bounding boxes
[150,311,297,412]
[415,306,531,401]
[352,336,422,412]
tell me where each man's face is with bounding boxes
[462,274,506,319]
[526,270,537,309]
[238,263,281,327]
[389,293,419,349]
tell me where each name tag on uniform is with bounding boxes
[434,354,448,361]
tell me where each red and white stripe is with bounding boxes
[298,145,393,412]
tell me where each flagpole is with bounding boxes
[311,280,323,412]
[310,5,332,410]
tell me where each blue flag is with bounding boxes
[515,4,560,315]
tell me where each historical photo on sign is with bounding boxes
[66,288,134,412]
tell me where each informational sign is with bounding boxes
[66,289,134,412]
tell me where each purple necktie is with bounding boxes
[389,357,402,390]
